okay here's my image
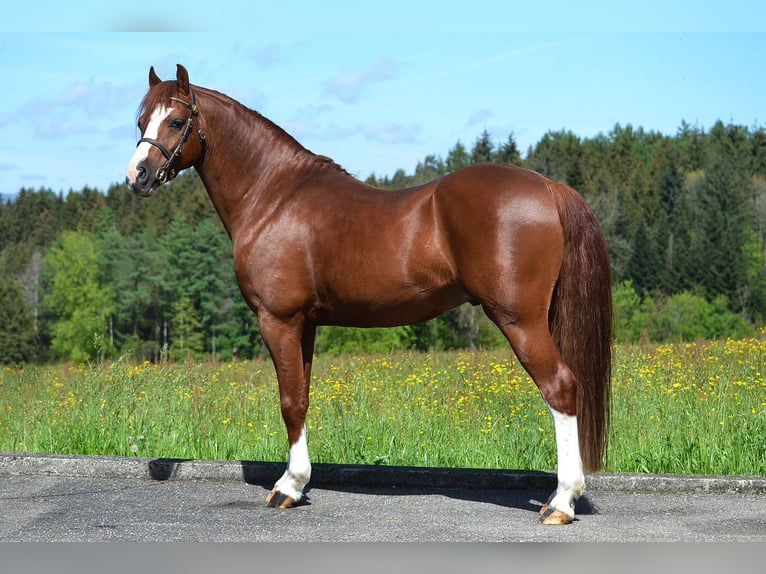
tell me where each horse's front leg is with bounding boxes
[259,311,316,508]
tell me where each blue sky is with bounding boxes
[1,2,764,197]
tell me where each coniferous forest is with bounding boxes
[1,119,765,364]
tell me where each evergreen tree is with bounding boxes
[389,168,411,189]
[470,130,494,164]
[697,122,751,307]
[171,295,204,360]
[188,218,236,356]
[411,155,445,185]
[526,130,584,190]
[651,139,686,292]
[627,216,662,294]
[446,141,470,173]
[676,120,707,173]
[0,275,35,364]
[495,133,522,165]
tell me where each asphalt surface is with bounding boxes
[2,453,766,542]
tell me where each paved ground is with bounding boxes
[1,453,766,542]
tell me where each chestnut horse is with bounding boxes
[126,64,612,525]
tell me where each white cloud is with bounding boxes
[358,122,422,144]
[325,58,397,104]
[19,79,134,120]
[35,117,95,140]
[465,108,493,128]
[316,122,422,145]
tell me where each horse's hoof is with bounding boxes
[538,505,574,525]
[266,489,297,509]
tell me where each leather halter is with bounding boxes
[137,90,206,184]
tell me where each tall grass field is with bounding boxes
[2,337,765,475]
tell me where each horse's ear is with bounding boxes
[149,66,161,87]
[176,64,190,95]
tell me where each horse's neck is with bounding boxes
[194,90,321,235]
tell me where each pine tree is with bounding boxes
[526,130,584,189]
[495,133,522,165]
[627,217,662,294]
[446,141,470,173]
[698,122,751,308]
[0,275,35,364]
[171,295,204,360]
[470,130,494,164]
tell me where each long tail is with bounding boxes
[547,181,612,472]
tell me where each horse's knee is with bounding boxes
[280,394,305,414]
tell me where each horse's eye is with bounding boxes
[169,118,185,130]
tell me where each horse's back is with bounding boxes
[434,163,558,214]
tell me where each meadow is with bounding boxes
[1,336,765,476]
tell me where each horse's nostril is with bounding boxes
[136,164,148,184]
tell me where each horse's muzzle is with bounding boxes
[127,163,158,197]
[128,181,157,198]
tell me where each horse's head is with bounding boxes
[126,64,206,197]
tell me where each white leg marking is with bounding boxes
[545,405,585,519]
[125,105,171,184]
[272,426,311,503]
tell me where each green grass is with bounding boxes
[1,338,765,475]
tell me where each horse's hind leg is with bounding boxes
[485,306,584,525]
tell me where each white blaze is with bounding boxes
[125,105,171,184]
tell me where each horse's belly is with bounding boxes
[314,281,467,328]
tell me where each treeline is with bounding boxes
[1,119,765,363]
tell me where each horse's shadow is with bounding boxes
[238,460,599,517]
[147,458,598,517]
[300,484,599,517]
